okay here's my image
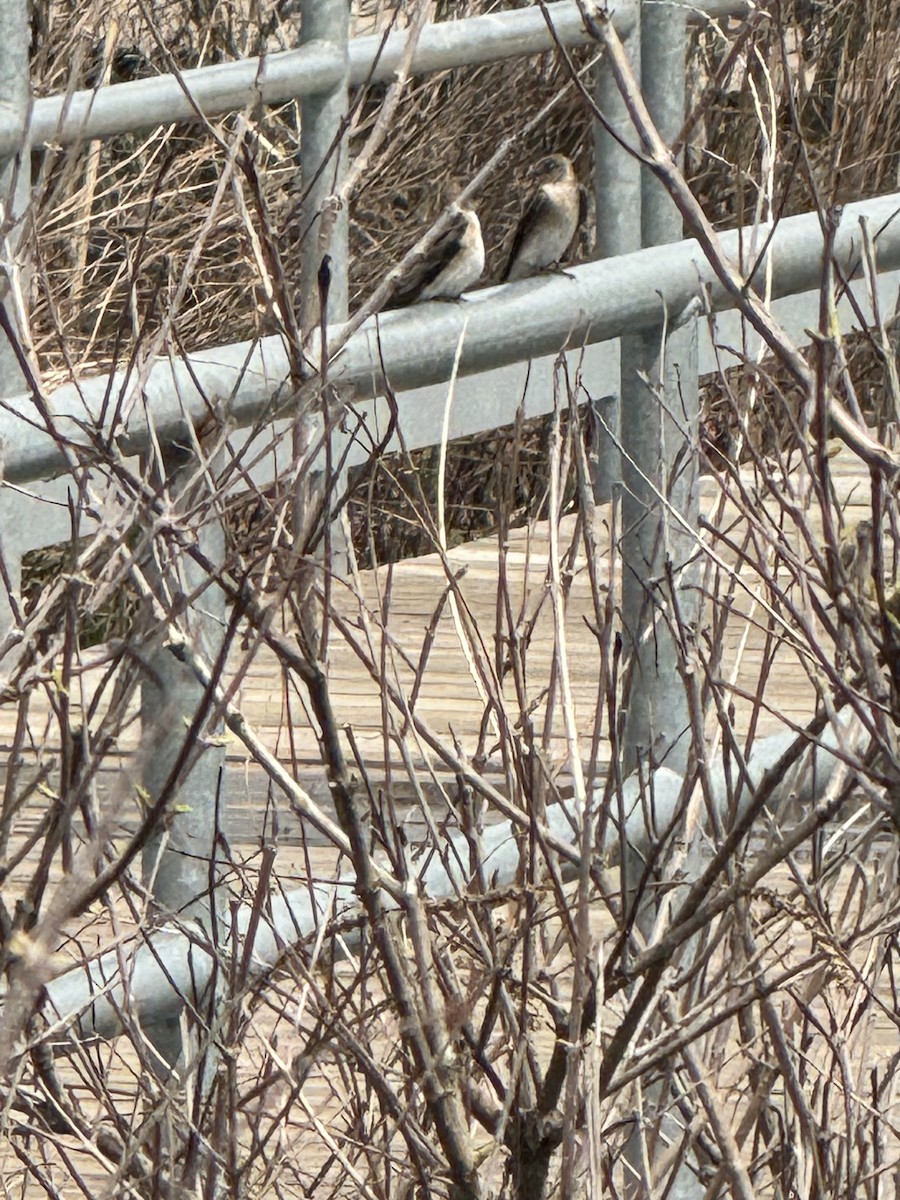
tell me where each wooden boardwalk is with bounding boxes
[0,451,875,845]
[230,447,872,820]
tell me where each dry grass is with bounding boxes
[24,0,900,581]
[26,0,594,385]
[26,0,900,382]
[686,1,900,224]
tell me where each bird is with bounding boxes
[502,153,581,283]
[386,187,485,308]
[838,517,874,595]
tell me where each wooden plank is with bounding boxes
[0,453,877,844]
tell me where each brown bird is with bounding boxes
[387,190,485,308]
[838,517,874,594]
[502,153,581,282]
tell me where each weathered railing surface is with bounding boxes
[4,192,900,487]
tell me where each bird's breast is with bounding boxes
[544,182,579,228]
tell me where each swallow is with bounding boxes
[387,191,485,308]
[838,517,874,595]
[502,154,581,282]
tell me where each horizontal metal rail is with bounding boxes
[0,0,749,154]
[40,721,847,1041]
[9,267,895,564]
[3,189,898,487]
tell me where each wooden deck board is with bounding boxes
[0,451,878,844]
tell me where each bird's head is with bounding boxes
[436,177,466,211]
[532,154,575,184]
[857,517,874,543]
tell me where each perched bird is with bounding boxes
[502,153,581,282]
[838,517,874,595]
[387,188,485,308]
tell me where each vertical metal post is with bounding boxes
[0,0,31,637]
[296,0,350,610]
[140,450,227,1084]
[620,2,700,780]
[299,0,350,326]
[591,6,641,503]
[618,7,704,1200]
[594,9,642,262]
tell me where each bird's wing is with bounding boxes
[502,188,557,281]
[387,211,468,308]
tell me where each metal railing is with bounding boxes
[3,190,900,487]
[0,0,746,152]
[2,0,898,831]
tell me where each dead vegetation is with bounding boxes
[27,0,900,369]
[3,3,900,1199]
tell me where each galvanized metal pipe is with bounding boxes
[0,0,31,631]
[138,449,228,1077]
[3,190,899,489]
[593,14,642,261]
[299,0,349,325]
[295,0,350,592]
[591,12,642,501]
[614,11,705,1195]
[0,0,748,154]
[41,721,847,1042]
[620,1,700,778]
